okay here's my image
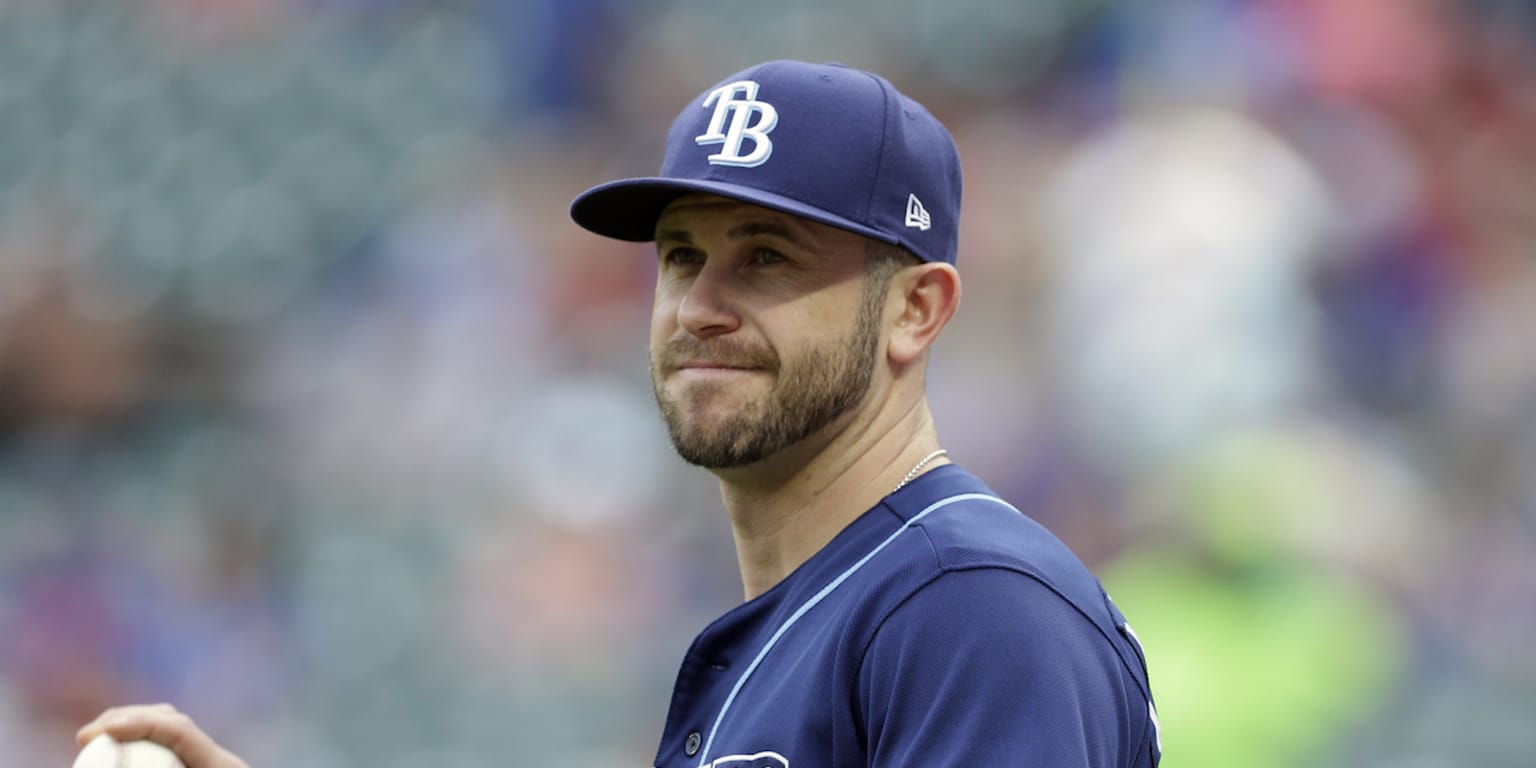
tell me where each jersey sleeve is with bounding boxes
[856,566,1149,767]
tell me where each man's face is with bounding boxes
[649,196,888,469]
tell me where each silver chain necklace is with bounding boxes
[892,449,948,493]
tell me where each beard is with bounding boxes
[651,277,886,470]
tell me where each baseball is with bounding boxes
[73,734,186,768]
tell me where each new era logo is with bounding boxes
[905,193,931,231]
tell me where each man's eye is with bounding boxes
[750,248,787,265]
[663,247,704,266]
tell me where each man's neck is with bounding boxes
[714,397,948,601]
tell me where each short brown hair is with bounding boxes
[863,239,922,284]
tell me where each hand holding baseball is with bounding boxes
[76,704,248,768]
[74,734,185,768]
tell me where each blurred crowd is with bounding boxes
[1,0,1533,766]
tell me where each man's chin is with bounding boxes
[668,434,762,470]
[658,407,774,467]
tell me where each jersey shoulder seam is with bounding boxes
[850,524,1150,705]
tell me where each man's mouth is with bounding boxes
[672,360,766,376]
[679,359,754,370]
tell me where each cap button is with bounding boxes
[685,731,702,757]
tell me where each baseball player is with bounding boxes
[569,59,1160,768]
[78,60,1160,767]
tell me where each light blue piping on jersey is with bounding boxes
[695,492,1017,767]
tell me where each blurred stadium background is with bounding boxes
[2,0,1534,765]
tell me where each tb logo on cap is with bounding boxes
[696,80,778,168]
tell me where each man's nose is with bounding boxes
[675,264,741,338]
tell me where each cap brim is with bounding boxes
[570,177,896,246]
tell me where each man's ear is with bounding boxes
[888,263,961,366]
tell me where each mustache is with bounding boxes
[654,337,778,372]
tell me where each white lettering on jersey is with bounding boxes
[708,750,789,768]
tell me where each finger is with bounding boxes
[77,703,177,744]
[76,705,248,768]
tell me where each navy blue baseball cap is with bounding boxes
[570,60,963,265]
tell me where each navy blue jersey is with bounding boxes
[654,464,1161,768]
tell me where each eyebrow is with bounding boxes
[654,220,815,251]
[727,221,814,251]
